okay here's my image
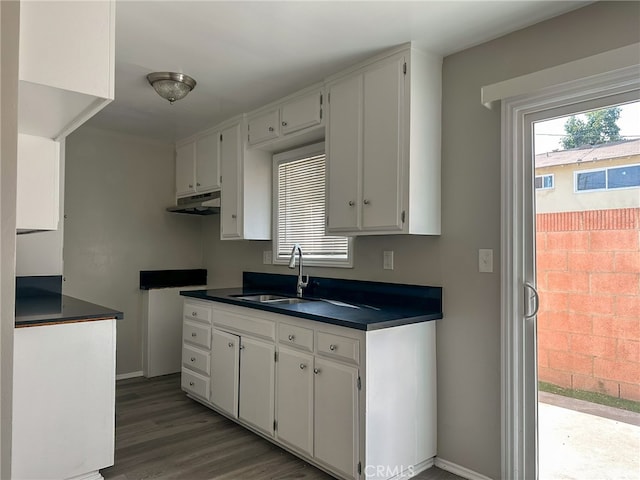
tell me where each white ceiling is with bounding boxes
[86,1,590,143]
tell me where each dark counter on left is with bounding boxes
[15,275,123,327]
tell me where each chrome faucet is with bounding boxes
[288,244,309,298]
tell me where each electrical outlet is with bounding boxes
[479,249,493,273]
[383,251,394,270]
[263,250,272,265]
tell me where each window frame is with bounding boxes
[574,162,640,192]
[534,173,555,190]
[272,142,353,268]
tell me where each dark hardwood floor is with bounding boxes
[101,374,463,480]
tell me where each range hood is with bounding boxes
[166,191,220,215]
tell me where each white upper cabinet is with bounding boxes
[281,91,323,135]
[195,132,221,192]
[175,130,221,198]
[246,86,324,149]
[247,110,280,145]
[175,142,196,197]
[326,46,442,236]
[18,1,115,139]
[220,120,272,240]
[16,134,60,232]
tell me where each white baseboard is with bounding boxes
[115,370,143,381]
[434,458,493,480]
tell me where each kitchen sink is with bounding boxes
[232,294,315,304]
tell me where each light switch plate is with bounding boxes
[479,249,493,273]
[383,251,394,270]
[263,250,272,265]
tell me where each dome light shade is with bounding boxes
[146,72,197,104]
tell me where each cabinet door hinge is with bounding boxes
[357,461,362,475]
[401,210,406,223]
[274,419,277,431]
[403,62,407,75]
[220,133,223,142]
[274,351,278,362]
[220,175,222,184]
[328,92,330,103]
[320,93,323,105]
[357,375,361,391]
[320,108,323,120]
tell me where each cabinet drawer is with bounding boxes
[183,321,211,349]
[316,332,360,365]
[184,303,212,324]
[278,323,313,352]
[181,368,210,400]
[183,345,210,375]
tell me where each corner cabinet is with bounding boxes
[219,119,272,240]
[326,47,442,236]
[181,299,437,480]
[175,130,221,198]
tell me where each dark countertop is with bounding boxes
[15,294,123,327]
[181,273,442,331]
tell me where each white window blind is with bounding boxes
[275,151,350,264]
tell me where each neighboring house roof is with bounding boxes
[535,138,640,168]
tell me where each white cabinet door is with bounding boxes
[239,337,275,436]
[211,329,240,418]
[326,75,362,233]
[314,358,359,480]
[281,91,322,135]
[195,131,220,192]
[176,142,196,197]
[362,57,405,232]
[220,123,242,239]
[248,110,279,145]
[16,134,60,231]
[276,347,314,456]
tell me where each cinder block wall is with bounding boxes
[536,208,639,402]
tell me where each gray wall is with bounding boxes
[63,127,204,375]
[201,3,640,478]
[0,1,19,476]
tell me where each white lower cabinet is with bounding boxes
[182,300,436,480]
[313,357,359,479]
[276,347,314,456]
[210,329,240,416]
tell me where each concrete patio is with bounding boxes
[539,392,640,480]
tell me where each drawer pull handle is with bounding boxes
[363,199,370,205]
[329,344,337,351]
[288,334,295,341]
[190,357,196,362]
[268,126,274,132]
[313,368,320,375]
[348,200,355,206]
[239,345,245,350]
[189,381,194,386]
[192,311,197,316]
[299,363,306,370]
[231,214,237,219]
[191,332,197,337]
[282,121,288,127]
[228,342,234,348]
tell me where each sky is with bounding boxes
[534,100,640,155]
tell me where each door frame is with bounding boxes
[500,65,640,479]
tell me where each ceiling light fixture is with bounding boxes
[146,72,197,104]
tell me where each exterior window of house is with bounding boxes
[273,142,352,267]
[575,164,640,192]
[535,174,554,190]
[608,164,640,189]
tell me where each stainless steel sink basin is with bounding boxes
[232,294,315,305]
